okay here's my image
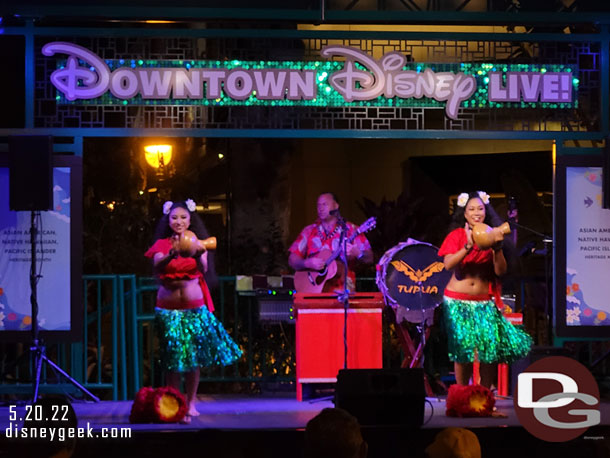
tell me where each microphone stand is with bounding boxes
[311,212,351,404]
[509,221,553,345]
[335,215,351,371]
[509,221,551,242]
[415,281,435,397]
[29,211,100,403]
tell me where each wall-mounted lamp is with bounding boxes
[144,144,173,169]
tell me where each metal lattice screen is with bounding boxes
[34,35,600,132]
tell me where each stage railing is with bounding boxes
[4,274,583,401]
[1,274,295,401]
[76,274,135,400]
[0,274,136,401]
[132,275,294,398]
[82,275,376,399]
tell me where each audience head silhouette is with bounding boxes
[425,427,481,458]
[21,396,78,458]
[304,408,367,458]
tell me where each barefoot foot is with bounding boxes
[188,404,200,417]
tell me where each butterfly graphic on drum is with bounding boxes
[390,260,445,282]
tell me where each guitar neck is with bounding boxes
[324,229,360,266]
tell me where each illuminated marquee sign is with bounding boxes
[43,42,578,120]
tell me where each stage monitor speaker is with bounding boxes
[509,346,569,395]
[335,368,425,427]
[9,135,53,211]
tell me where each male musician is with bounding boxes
[289,192,373,292]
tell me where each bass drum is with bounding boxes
[376,239,452,324]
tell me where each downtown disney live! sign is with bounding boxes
[43,42,578,120]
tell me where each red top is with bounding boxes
[145,238,214,312]
[145,238,201,280]
[438,228,493,268]
[289,219,371,288]
[438,228,502,308]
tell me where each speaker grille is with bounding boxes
[9,136,53,211]
[335,368,425,427]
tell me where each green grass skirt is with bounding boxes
[155,307,243,372]
[443,296,532,364]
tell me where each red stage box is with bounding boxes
[473,312,523,396]
[293,292,384,401]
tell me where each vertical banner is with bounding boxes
[0,154,81,341]
[557,155,610,338]
[565,167,610,326]
[0,168,71,331]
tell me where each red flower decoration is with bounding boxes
[572,283,580,292]
[583,308,593,317]
[566,286,571,295]
[7,313,17,321]
[446,384,495,417]
[129,387,155,423]
[153,386,188,422]
[129,386,187,423]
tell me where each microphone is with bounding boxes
[518,240,536,257]
[329,209,341,217]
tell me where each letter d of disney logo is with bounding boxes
[42,42,111,101]
[514,356,601,442]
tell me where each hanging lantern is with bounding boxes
[144,144,173,169]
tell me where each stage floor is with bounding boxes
[1,394,610,457]
[0,393,574,431]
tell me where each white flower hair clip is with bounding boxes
[477,191,490,205]
[185,199,197,212]
[162,201,173,215]
[457,193,469,208]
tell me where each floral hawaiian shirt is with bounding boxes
[289,219,371,290]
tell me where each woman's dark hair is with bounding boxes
[448,191,503,231]
[153,201,210,241]
[448,191,516,270]
[151,200,217,287]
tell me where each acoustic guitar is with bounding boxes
[293,217,377,293]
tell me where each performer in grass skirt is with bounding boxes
[438,191,532,389]
[145,199,242,423]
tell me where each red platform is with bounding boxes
[293,292,384,401]
[473,312,523,396]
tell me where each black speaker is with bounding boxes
[509,346,569,395]
[9,135,53,211]
[334,368,425,427]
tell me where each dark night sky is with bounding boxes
[412,151,552,196]
[0,36,25,128]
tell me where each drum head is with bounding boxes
[376,240,452,324]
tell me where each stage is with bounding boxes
[1,393,609,457]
